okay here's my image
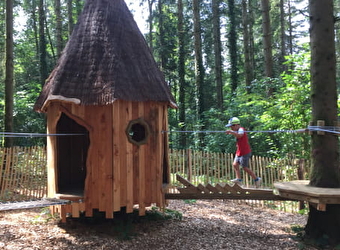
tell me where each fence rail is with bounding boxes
[0,147,309,212]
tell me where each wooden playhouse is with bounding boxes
[34,0,176,221]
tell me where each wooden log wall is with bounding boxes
[46,100,169,220]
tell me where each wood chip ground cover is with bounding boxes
[0,200,315,249]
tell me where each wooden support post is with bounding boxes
[187,149,192,182]
[308,121,313,135]
[297,159,306,210]
[317,203,327,211]
[334,120,340,136]
[317,120,325,135]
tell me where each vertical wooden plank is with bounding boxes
[0,148,5,198]
[72,202,80,218]
[1,148,11,198]
[113,102,121,213]
[98,105,113,216]
[144,102,153,205]
[60,205,67,223]
[132,102,139,205]
[138,102,146,216]
[118,100,128,210]
[126,101,134,213]
[46,102,61,198]
[159,104,169,208]
[154,104,163,207]
[84,106,97,217]
[79,202,85,212]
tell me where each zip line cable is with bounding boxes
[162,129,307,134]
[308,126,340,135]
[0,125,339,137]
[0,132,85,138]
[163,126,340,135]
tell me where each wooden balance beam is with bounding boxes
[164,174,289,201]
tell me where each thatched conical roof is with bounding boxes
[34,0,176,112]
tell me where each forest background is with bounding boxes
[0,0,339,162]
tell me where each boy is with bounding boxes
[225,117,261,188]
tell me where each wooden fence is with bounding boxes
[0,147,309,212]
[0,146,47,201]
[169,149,309,189]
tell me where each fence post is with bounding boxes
[187,149,192,182]
[297,159,306,210]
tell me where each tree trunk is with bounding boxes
[261,0,274,95]
[67,0,74,36]
[193,0,205,147]
[5,0,14,147]
[287,0,293,56]
[39,0,48,86]
[242,0,253,93]
[158,0,165,70]
[212,0,223,110]
[177,0,187,148]
[55,0,63,58]
[305,0,340,245]
[31,0,40,58]
[279,0,287,72]
[147,0,155,52]
[228,0,238,93]
[248,0,256,80]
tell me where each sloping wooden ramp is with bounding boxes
[165,174,288,200]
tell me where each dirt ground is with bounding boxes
[0,199,315,250]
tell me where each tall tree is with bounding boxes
[4,0,14,147]
[193,0,205,146]
[39,0,48,85]
[146,0,155,52]
[67,0,74,36]
[305,0,340,245]
[212,0,223,110]
[261,0,274,94]
[248,0,256,80]
[177,0,187,148]
[228,0,238,93]
[55,0,63,58]
[158,0,165,70]
[242,0,253,92]
[279,0,287,72]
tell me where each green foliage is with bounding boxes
[147,206,183,221]
[184,199,197,204]
[216,51,312,159]
[30,207,60,224]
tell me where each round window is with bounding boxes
[126,118,150,145]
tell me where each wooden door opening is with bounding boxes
[56,113,89,196]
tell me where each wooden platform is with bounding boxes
[274,180,340,211]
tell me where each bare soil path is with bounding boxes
[0,200,314,250]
